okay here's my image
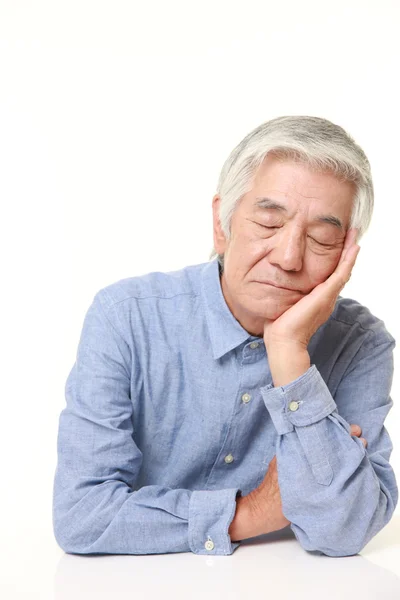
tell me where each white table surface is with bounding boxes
[3,513,400,599]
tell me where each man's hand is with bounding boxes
[350,423,367,448]
[263,227,360,387]
[228,423,367,542]
[228,455,289,542]
[263,228,361,350]
[246,455,291,533]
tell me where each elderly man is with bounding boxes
[53,115,397,557]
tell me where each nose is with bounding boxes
[269,227,305,272]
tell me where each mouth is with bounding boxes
[255,281,299,292]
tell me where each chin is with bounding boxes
[263,308,288,321]
[257,297,295,315]
[245,300,290,324]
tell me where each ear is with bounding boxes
[212,194,228,255]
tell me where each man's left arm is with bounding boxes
[260,333,398,557]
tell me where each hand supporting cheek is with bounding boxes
[263,227,361,351]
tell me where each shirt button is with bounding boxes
[289,401,300,411]
[224,454,234,463]
[205,539,215,551]
[250,342,259,349]
[241,392,251,403]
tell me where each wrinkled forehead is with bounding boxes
[253,196,346,232]
[241,158,355,227]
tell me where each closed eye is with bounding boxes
[257,223,334,247]
[308,235,334,247]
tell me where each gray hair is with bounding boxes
[209,115,374,272]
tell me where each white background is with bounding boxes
[1,1,399,597]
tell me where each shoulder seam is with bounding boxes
[98,289,199,310]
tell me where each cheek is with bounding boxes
[230,235,264,271]
[242,234,276,265]
[310,252,342,285]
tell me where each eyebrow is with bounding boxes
[254,197,344,231]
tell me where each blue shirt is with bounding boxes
[53,258,398,556]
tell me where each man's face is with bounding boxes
[212,153,355,337]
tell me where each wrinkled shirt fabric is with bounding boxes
[53,258,398,556]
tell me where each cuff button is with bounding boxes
[205,539,215,551]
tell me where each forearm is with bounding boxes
[228,495,259,542]
[267,343,310,388]
[259,363,398,556]
[54,475,241,555]
[228,489,285,542]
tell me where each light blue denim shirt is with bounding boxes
[53,258,398,557]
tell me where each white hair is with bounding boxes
[209,115,374,271]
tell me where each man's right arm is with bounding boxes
[53,292,241,556]
[228,455,291,542]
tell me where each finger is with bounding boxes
[339,236,360,269]
[337,228,359,268]
[343,228,359,251]
[350,424,361,435]
[360,437,367,448]
[329,244,360,293]
[347,227,359,246]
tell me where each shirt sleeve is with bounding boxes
[52,291,241,556]
[259,335,398,557]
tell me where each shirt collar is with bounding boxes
[200,258,261,360]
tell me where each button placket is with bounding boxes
[242,339,264,362]
[289,400,300,411]
[205,341,269,490]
